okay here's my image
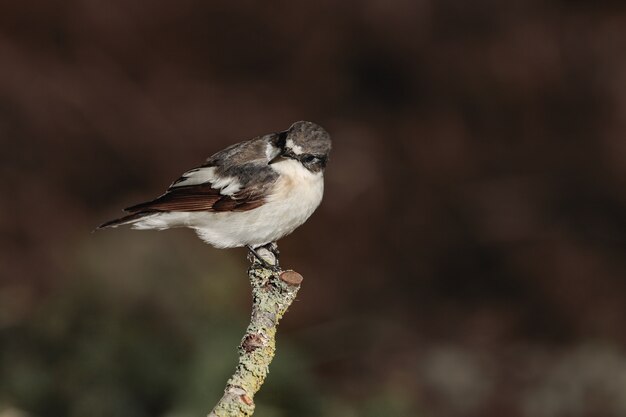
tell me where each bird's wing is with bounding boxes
[124,166,276,213]
[124,135,280,213]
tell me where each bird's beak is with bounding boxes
[269,149,297,164]
[269,154,286,165]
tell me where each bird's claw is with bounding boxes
[247,244,281,272]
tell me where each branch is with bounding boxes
[208,246,303,417]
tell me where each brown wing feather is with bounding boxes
[124,184,267,213]
[124,185,221,212]
[97,211,156,229]
[211,196,265,212]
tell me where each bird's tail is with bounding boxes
[97,211,155,229]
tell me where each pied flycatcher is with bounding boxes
[99,121,331,265]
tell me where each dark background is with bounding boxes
[1,1,626,416]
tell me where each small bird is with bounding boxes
[99,121,331,266]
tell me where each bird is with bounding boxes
[98,121,331,267]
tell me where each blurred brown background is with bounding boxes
[1,1,626,416]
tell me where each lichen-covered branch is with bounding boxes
[208,246,303,417]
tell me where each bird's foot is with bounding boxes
[247,244,281,272]
[265,242,280,259]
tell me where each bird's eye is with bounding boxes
[301,155,316,163]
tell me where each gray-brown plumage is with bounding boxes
[99,121,331,251]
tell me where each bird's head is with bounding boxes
[271,121,331,172]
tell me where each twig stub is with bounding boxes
[279,270,304,285]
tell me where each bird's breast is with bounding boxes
[269,158,323,207]
[263,159,324,235]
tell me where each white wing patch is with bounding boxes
[210,172,242,195]
[170,167,216,187]
[170,166,242,196]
